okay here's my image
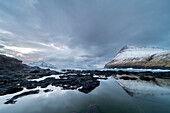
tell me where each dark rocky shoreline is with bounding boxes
[0,55,170,104]
[104,65,170,70]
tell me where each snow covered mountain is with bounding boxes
[105,45,170,69]
[28,61,56,69]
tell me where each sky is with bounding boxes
[0,0,170,68]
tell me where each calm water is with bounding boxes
[0,75,170,113]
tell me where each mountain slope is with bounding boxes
[28,61,56,69]
[105,45,170,69]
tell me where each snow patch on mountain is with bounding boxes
[105,45,170,69]
[28,61,56,69]
[112,45,169,64]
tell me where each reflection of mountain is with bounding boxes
[1,66,170,104]
[115,75,170,97]
[105,45,170,69]
[28,61,56,69]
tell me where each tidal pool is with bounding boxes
[0,75,170,113]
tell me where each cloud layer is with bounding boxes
[0,0,170,68]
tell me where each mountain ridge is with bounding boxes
[28,61,56,69]
[105,45,170,69]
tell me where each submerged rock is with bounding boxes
[4,90,40,104]
[43,89,53,93]
[119,76,137,80]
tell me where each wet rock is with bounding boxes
[19,80,39,89]
[43,89,53,93]
[139,75,155,81]
[0,55,61,96]
[30,69,40,73]
[119,76,138,80]
[79,80,100,93]
[4,90,40,104]
[0,87,23,96]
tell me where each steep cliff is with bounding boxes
[105,46,170,69]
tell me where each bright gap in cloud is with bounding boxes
[39,42,69,51]
[4,45,39,54]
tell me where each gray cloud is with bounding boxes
[0,0,170,68]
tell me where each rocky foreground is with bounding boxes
[0,55,170,104]
[105,45,170,69]
[0,55,102,96]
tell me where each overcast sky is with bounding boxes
[0,0,170,68]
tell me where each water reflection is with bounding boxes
[1,71,170,104]
[115,74,170,97]
[1,69,170,113]
[1,76,170,113]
